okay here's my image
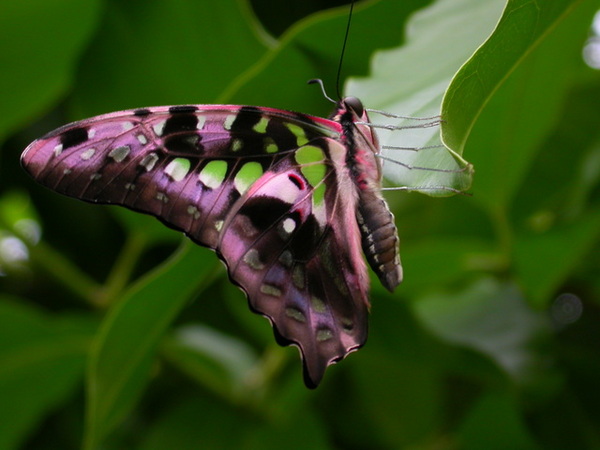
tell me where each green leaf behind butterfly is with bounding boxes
[441,0,586,154]
[84,243,217,448]
[0,0,102,140]
[0,298,95,449]
[347,0,507,194]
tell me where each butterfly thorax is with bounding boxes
[334,97,403,292]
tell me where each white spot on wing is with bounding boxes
[139,152,159,171]
[108,145,131,162]
[53,144,63,156]
[243,249,265,270]
[196,116,206,130]
[156,192,169,203]
[282,217,296,234]
[122,122,134,131]
[80,148,96,160]
[187,205,200,219]
[153,120,166,136]
[223,115,236,130]
[312,204,327,227]
[137,134,148,145]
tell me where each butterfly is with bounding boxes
[21,95,403,388]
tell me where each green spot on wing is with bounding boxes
[253,117,269,133]
[231,138,243,152]
[285,307,306,323]
[312,183,326,206]
[316,328,333,342]
[243,249,264,270]
[260,284,282,297]
[165,157,191,182]
[311,296,327,314]
[295,145,327,204]
[285,123,309,146]
[234,162,263,194]
[300,164,326,192]
[265,137,278,154]
[199,160,227,189]
[295,145,324,165]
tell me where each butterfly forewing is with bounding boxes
[21,104,377,387]
[23,106,336,243]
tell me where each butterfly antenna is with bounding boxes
[308,1,355,103]
[335,0,355,100]
[307,79,337,104]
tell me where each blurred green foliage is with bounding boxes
[1,0,599,448]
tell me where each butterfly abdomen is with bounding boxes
[356,189,402,292]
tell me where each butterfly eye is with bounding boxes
[343,97,364,117]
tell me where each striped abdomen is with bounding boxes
[357,189,402,292]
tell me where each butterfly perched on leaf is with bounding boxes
[21,93,409,388]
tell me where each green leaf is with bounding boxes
[137,395,329,450]
[223,0,433,114]
[412,278,549,383]
[397,237,496,297]
[137,395,250,449]
[348,0,507,193]
[239,408,330,450]
[0,0,102,139]
[514,210,600,306]
[442,0,585,155]
[458,391,539,449]
[222,280,276,346]
[0,297,95,449]
[344,295,448,448]
[161,324,260,400]
[70,0,270,118]
[110,208,183,246]
[351,356,442,447]
[84,243,217,449]
[462,0,596,212]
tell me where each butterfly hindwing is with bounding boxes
[218,138,369,386]
[21,105,373,387]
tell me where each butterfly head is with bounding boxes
[342,96,364,117]
[336,97,380,156]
